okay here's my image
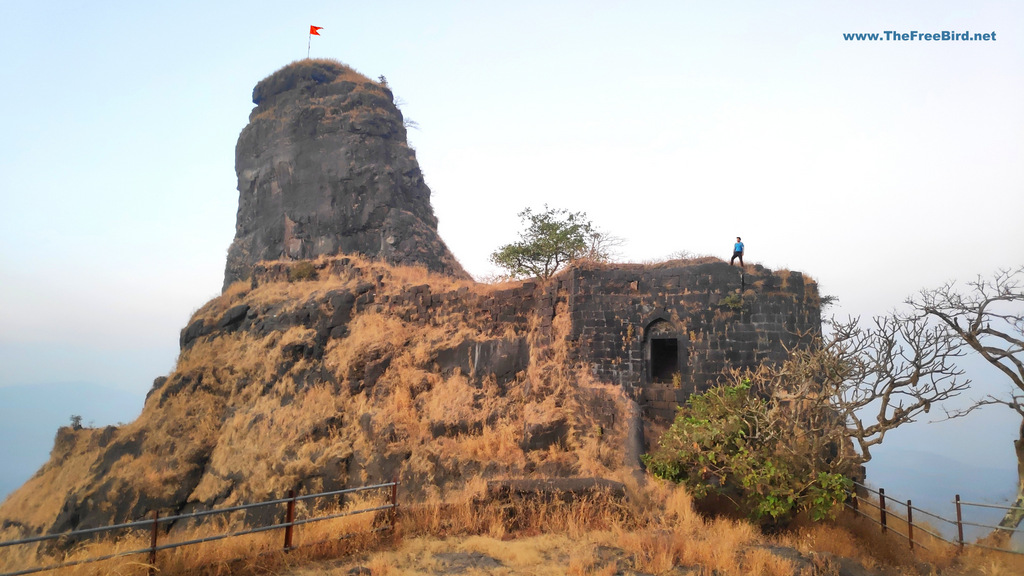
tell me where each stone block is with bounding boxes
[522,416,569,451]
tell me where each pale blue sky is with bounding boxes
[1,1,1022,500]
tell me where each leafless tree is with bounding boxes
[753,312,969,475]
[908,266,1024,533]
[580,230,625,263]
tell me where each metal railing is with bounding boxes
[846,481,1023,556]
[0,480,398,576]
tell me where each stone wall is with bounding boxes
[241,258,820,421]
[560,261,821,420]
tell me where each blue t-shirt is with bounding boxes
[734,242,744,253]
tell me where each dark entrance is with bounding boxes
[650,337,679,383]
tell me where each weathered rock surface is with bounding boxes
[0,255,823,542]
[223,59,467,290]
[0,58,835,573]
[0,257,628,541]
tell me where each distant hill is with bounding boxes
[0,383,142,500]
[866,447,1017,541]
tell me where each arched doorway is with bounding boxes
[644,319,684,384]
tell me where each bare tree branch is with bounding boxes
[740,311,968,467]
[907,266,1024,534]
[910,267,1024,392]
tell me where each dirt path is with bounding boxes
[277,533,715,575]
[274,533,888,576]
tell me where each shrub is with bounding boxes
[643,380,851,526]
[719,293,744,310]
[289,261,317,282]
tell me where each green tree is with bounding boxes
[490,206,612,279]
[645,308,970,525]
[644,379,853,525]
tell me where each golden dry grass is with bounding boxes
[0,254,624,570]
[0,487,394,576]
[7,467,1024,576]
[169,254,560,500]
[5,253,1010,576]
[772,493,1024,576]
[276,481,798,576]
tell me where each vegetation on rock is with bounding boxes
[0,255,632,544]
[644,379,852,525]
[490,206,616,279]
[645,285,990,527]
[288,261,317,282]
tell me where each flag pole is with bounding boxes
[307,26,322,59]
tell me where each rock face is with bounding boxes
[223,59,467,290]
[0,58,827,559]
[0,256,629,542]
[0,255,821,550]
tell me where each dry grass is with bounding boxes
[0,491,393,576]
[275,481,794,576]
[955,547,1024,575]
[8,462,1024,576]
[0,252,670,573]
[6,253,1004,576]
[772,497,1024,576]
[2,253,619,553]
[387,480,766,574]
[568,255,723,273]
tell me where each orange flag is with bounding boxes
[310,25,323,36]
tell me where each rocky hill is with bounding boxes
[0,255,638,538]
[0,252,819,544]
[223,59,467,290]
[0,59,821,549]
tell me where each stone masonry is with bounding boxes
[563,261,821,420]
[236,258,820,422]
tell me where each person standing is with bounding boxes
[730,237,744,267]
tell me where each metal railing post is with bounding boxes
[148,510,159,576]
[389,478,399,534]
[907,499,914,550]
[19,482,1024,575]
[955,494,964,554]
[879,488,887,534]
[284,489,296,552]
[0,481,406,576]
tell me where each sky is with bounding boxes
[1,1,1023,511]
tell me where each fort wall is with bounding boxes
[242,258,821,421]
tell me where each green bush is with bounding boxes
[289,261,317,282]
[719,293,744,310]
[643,380,851,525]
